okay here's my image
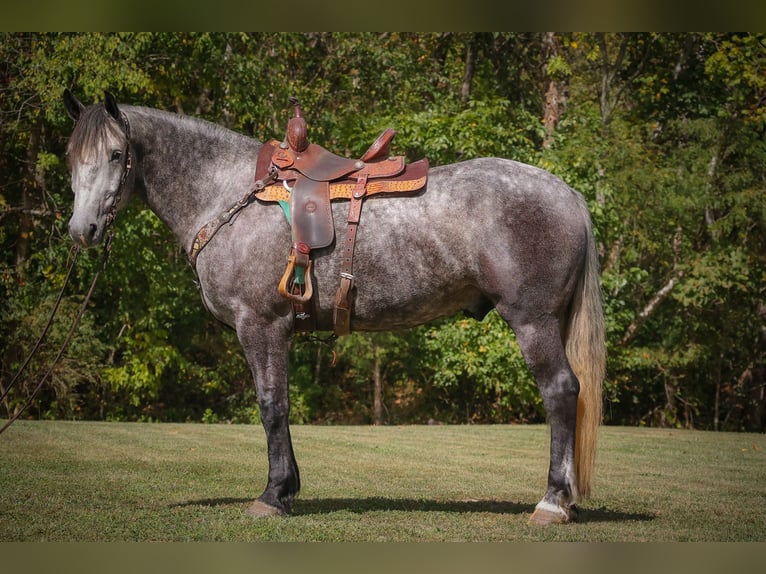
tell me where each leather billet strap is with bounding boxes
[333,174,368,336]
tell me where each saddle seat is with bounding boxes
[253,98,428,335]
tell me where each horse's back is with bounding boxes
[310,157,591,330]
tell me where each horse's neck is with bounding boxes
[126,107,261,252]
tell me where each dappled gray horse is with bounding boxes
[63,91,605,525]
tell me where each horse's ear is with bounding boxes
[104,91,121,122]
[63,89,85,121]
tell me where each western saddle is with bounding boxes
[252,98,429,336]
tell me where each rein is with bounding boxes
[0,245,80,409]
[0,237,112,435]
[0,109,131,435]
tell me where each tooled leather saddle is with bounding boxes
[253,98,429,335]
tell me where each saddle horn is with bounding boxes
[286,97,309,152]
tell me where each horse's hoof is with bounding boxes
[527,502,575,526]
[245,500,286,517]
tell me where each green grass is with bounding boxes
[0,421,763,541]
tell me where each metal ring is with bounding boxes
[283,180,294,193]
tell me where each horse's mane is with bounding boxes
[66,104,126,164]
[67,103,254,165]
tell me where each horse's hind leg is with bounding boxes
[237,318,300,517]
[504,310,580,525]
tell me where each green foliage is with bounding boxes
[423,313,542,423]
[1,33,764,431]
[288,330,425,424]
[1,291,110,419]
[390,97,541,165]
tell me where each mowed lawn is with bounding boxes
[0,421,763,541]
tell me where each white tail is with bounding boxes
[565,202,606,499]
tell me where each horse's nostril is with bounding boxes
[71,222,99,247]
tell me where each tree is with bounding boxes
[1,33,763,430]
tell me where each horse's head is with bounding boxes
[63,90,133,247]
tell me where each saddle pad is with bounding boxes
[290,176,334,249]
[255,158,429,203]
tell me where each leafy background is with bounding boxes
[1,33,764,431]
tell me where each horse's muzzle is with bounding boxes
[69,221,100,248]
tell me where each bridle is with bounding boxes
[0,107,132,435]
[106,110,133,228]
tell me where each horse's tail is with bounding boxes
[565,198,606,500]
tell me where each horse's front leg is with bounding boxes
[238,318,300,516]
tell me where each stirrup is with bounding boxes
[278,246,313,304]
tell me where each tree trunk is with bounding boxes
[620,271,683,346]
[662,379,678,428]
[542,32,566,149]
[621,227,684,346]
[597,33,630,128]
[461,34,477,102]
[16,117,43,275]
[743,303,766,431]
[313,345,322,388]
[372,342,383,425]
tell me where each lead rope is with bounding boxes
[0,235,112,435]
[0,245,80,407]
[1,108,131,434]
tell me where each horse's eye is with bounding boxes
[111,149,122,162]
